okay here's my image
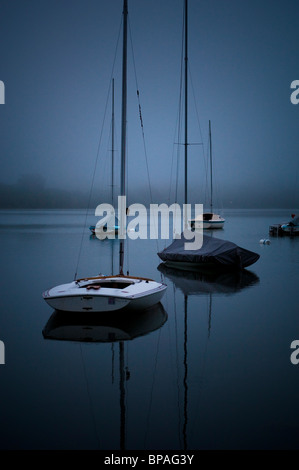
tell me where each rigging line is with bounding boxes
[175,6,186,206]
[128,18,160,252]
[128,17,153,200]
[79,344,101,448]
[188,62,208,206]
[105,107,118,205]
[167,112,180,206]
[168,9,185,207]
[202,129,210,207]
[188,63,205,156]
[100,119,115,202]
[212,157,224,213]
[163,94,182,249]
[162,4,184,250]
[74,16,123,280]
[175,75,183,205]
[170,86,183,244]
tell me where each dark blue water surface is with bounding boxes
[0,208,298,450]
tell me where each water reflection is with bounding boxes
[158,264,260,296]
[158,263,259,343]
[158,264,259,336]
[157,264,260,449]
[42,304,167,450]
[42,303,167,342]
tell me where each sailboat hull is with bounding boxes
[43,292,130,312]
[280,224,299,234]
[43,276,167,313]
[189,213,225,230]
[202,220,224,229]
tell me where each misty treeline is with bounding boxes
[0,174,297,209]
[0,174,90,209]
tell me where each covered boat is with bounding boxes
[158,231,260,271]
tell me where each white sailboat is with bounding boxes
[43,0,167,313]
[189,120,225,230]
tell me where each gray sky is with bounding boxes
[0,0,299,208]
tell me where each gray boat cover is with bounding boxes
[158,232,260,269]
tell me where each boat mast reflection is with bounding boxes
[158,263,259,449]
[42,304,167,450]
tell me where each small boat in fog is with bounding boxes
[189,212,225,230]
[89,79,119,237]
[189,121,225,230]
[269,213,299,236]
[89,213,120,237]
[281,214,299,234]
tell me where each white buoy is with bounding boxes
[259,239,271,245]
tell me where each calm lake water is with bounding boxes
[0,208,298,450]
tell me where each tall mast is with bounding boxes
[119,0,128,275]
[111,79,115,277]
[209,120,213,213]
[112,78,115,208]
[184,0,188,228]
[183,1,189,450]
